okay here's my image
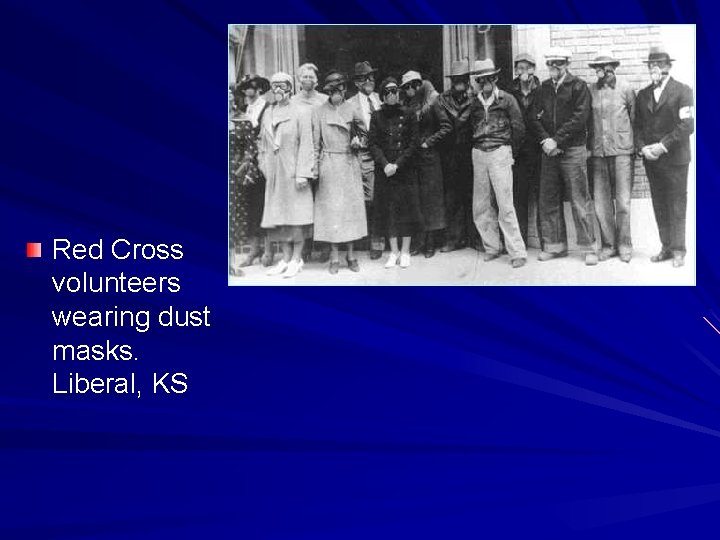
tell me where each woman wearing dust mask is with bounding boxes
[258,72,315,278]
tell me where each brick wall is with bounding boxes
[525,25,665,198]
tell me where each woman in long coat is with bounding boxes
[234,74,274,268]
[401,71,452,258]
[258,72,315,278]
[312,71,368,274]
[290,62,329,264]
[229,87,265,277]
[369,77,423,269]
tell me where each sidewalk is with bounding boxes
[230,199,695,286]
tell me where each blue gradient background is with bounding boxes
[0,1,715,538]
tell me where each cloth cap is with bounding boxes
[271,72,293,86]
[545,47,572,62]
[514,53,536,66]
[401,70,422,87]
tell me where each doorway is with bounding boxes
[301,25,444,96]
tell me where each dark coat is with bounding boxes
[634,77,694,165]
[437,90,473,149]
[468,89,525,155]
[368,104,423,237]
[528,72,591,150]
[510,75,542,150]
[407,98,452,231]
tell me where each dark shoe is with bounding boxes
[329,261,340,275]
[598,248,617,262]
[369,249,383,260]
[483,252,501,262]
[538,251,568,262]
[585,252,599,266]
[619,252,632,263]
[410,246,422,256]
[511,257,527,269]
[651,250,673,263]
[239,248,263,267]
[672,253,685,268]
[470,240,484,252]
[302,245,313,262]
[424,247,436,259]
[261,251,274,267]
[347,258,360,272]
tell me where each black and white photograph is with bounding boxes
[228,24,695,285]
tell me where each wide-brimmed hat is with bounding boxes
[323,70,347,92]
[588,51,620,68]
[238,74,270,93]
[644,45,675,64]
[270,72,293,87]
[469,59,501,78]
[545,47,572,63]
[446,59,471,78]
[401,70,422,87]
[353,61,378,79]
[514,53,536,66]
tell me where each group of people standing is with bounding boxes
[229,45,694,278]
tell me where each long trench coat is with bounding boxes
[407,88,452,231]
[312,101,368,243]
[259,102,315,233]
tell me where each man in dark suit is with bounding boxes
[634,46,694,268]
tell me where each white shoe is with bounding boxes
[283,259,303,278]
[267,260,288,276]
[384,252,399,268]
[399,253,411,268]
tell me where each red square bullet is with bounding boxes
[26,242,42,258]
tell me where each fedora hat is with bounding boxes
[469,59,501,78]
[545,47,572,63]
[323,70,347,92]
[353,61,378,79]
[446,59,471,78]
[644,45,675,64]
[513,53,536,66]
[588,51,620,68]
[401,70,422,87]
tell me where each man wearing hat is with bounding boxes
[238,74,271,129]
[588,51,637,263]
[634,46,694,268]
[437,59,477,252]
[467,58,527,268]
[510,53,542,246]
[348,61,385,259]
[528,47,598,265]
